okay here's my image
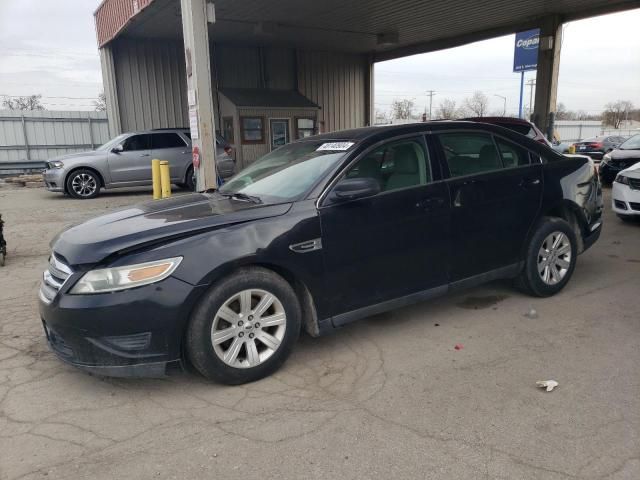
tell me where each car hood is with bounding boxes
[609,149,640,160]
[621,162,640,179]
[51,193,292,265]
[48,150,104,163]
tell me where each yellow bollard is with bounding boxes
[568,144,576,154]
[151,159,161,199]
[159,160,171,198]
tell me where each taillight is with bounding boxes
[589,142,603,148]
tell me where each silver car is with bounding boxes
[43,128,234,199]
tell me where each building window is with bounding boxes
[222,116,234,144]
[240,116,264,144]
[296,117,315,139]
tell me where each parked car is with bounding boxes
[572,136,626,160]
[599,134,640,184]
[43,129,235,199]
[463,117,552,147]
[39,121,603,384]
[611,162,640,221]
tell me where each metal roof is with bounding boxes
[96,0,639,60]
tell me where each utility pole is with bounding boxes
[494,94,507,116]
[426,90,436,120]
[527,79,536,120]
[180,0,218,191]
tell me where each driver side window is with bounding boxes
[121,134,152,152]
[346,138,430,193]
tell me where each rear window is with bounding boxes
[495,123,536,138]
[152,133,186,149]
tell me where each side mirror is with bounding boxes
[329,177,380,202]
[111,144,123,154]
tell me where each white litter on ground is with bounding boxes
[536,380,559,392]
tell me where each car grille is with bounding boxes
[39,253,73,304]
[628,178,640,190]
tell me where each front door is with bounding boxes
[107,133,153,184]
[436,131,543,281]
[319,136,450,318]
[269,119,290,151]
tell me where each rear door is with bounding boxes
[150,132,191,182]
[436,131,543,281]
[107,133,153,183]
[319,135,450,318]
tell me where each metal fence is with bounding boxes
[555,122,639,143]
[0,110,109,172]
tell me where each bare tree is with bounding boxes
[436,98,459,119]
[603,100,634,128]
[2,94,45,111]
[391,99,415,120]
[464,91,489,117]
[94,92,107,112]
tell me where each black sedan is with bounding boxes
[573,135,626,160]
[600,134,640,184]
[39,122,603,384]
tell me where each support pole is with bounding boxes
[533,16,562,135]
[180,0,217,191]
[518,72,524,119]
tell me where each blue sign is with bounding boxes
[513,29,540,72]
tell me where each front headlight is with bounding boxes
[602,154,611,164]
[70,257,182,294]
[49,161,64,169]
[614,174,629,185]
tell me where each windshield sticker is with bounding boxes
[316,142,354,151]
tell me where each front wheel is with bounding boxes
[515,217,577,297]
[66,169,100,199]
[186,267,301,385]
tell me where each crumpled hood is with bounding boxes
[51,193,292,265]
[621,161,640,178]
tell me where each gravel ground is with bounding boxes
[0,185,639,480]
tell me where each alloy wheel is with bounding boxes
[71,173,97,197]
[211,289,287,368]
[537,231,572,285]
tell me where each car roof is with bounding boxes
[462,116,533,126]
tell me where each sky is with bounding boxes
[0,1,638,115]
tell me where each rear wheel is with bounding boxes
[66,169,100,199]
[184,166,196,191]
[186,267,301,385]
[516,217,577,297]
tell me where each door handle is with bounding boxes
[416,196,445,210]
[519,177,541,188]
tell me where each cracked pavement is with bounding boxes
[0,185,638,479]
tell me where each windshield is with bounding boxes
[96,134,128,151]
[619,134,640,150]
[219,140,355,203]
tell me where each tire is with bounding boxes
[184,166,196,192]
[186,267,301,385]
[65,169,101,199]
[515,217,577,297]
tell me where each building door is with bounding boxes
[269,119,290,150]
